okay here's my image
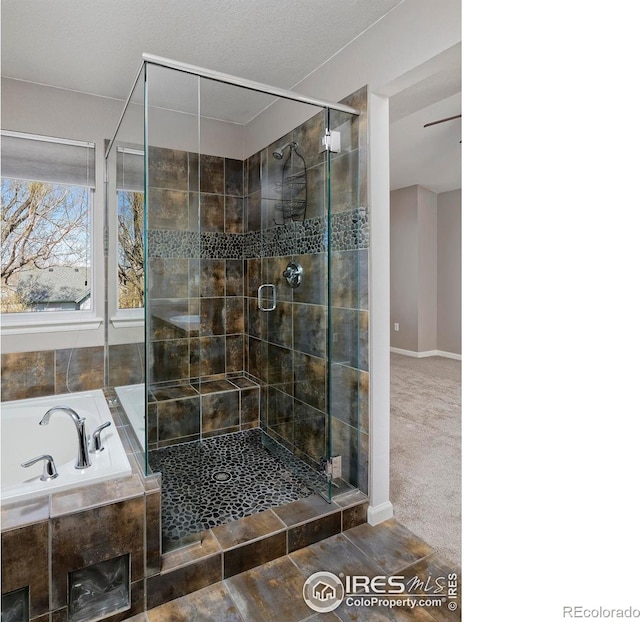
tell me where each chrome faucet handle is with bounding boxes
[21,454,59,481]
[90,421,112,453]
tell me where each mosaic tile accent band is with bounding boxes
[148,429,326,547]
[200,231,245,259]
[147,207,368,260]
[330,206,370,253]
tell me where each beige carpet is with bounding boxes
[390,353,461,567]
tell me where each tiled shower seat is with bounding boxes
[147,374,261,450]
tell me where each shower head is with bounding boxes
[272,141,298,160]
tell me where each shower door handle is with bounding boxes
[257,284,276,311]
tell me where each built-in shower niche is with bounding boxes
[68,555,130,622]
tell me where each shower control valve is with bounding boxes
[283,261,303,288]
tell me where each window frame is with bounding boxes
[0,131,102,335]
[107,145,145,329]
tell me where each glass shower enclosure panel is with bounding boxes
[107,56,365,553]
[327,101,366,498]
[105,68,146,474]
[144,63,204,548]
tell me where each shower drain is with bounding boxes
[212,471,232,482]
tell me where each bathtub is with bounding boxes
[1,389,132,504]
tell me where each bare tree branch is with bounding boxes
[117,191,144,308]
[1,180,88,284]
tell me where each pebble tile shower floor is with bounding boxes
[148,429,325,548]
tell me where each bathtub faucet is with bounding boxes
[39,406,92,469]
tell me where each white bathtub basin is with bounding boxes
[1,389,132,503]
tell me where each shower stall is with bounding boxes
[104,55,369,552]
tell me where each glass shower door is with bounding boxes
[253,102,335,501]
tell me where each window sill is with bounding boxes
[0,316,103,335]
[110,308,144,329]
[110,315,144,329]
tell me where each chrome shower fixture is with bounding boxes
[272,140,308,224]
[272,141,298,160]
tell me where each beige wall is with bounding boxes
[418,186,439,352]
[390,186,420,350]
[437,189,461,354]
[390,184,461,356]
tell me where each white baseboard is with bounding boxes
[390,347,461,361]
[367,501,394,526]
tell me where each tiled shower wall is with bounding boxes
[147,148,245,386]
[144,147,249,448]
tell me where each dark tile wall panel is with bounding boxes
[108,343,145,387]
[225,158,244,197]
[0,345,124,401]
[0,351,55,401]
[156,396,200,444]
[223,531,287,579]
[146,491,162,577]
[148,188,189,230]
[1,521,49,618]
[146,553,222,610]
[54,346,104,394]
[199,193,225,232]
[287,511,342,553]
[51,497,144,610]
[148,147,188,190]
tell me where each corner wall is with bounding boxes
[389,186,420,350]
[437,189,461,355]
[418,186,439,353]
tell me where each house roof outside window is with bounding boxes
[11,266,91,306]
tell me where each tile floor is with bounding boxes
[124,518,461,621]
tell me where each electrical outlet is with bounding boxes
[394,323,399,331]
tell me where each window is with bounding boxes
[1,131,96,319]
[115,147,144,311]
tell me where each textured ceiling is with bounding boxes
[1,0,405,122]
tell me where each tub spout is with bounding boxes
[40,406,92,469]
